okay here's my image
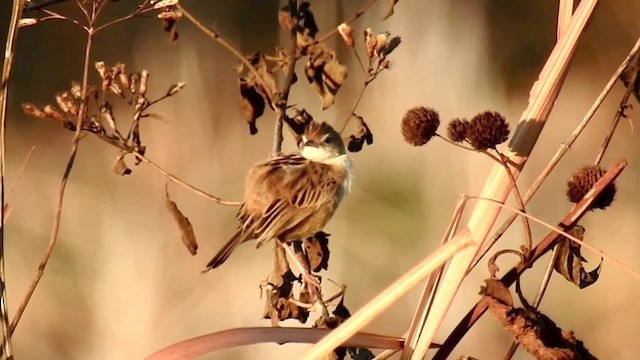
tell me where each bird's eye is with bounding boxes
[324,136,332,144]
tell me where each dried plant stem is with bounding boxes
[93,0,152,33]
[145,327,403,360]
[0,0,25,354]
[469,36,640,271]
[10,2,97,333]
[594,53,640,165]
[434,157,627,360]
[273,19,299,155]
[501,6,574,358]
[494,150,532,254]
[317,0,380,43]
[502,246,559,360]
[401,195,467,360]
[93,135,240,206]
[301,230,474,360]
[414,2,599,358]
[339,82,368,133]
[176,3,274,102]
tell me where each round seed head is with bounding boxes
[566,165,616,210]
[466,111,510,150]
[401,106,440,146]
[447,118,468,143]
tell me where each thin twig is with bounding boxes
[10,1,96,333]
[93,0,153,33]
[339,82,368,133]
[401,195,467,360]
[316,0,380,43]
[273,1,299,155]
[594,52,640,165]
[0,0,26,354]
[9,146,36,194]
[176,3,275,103]
[494,150,532,254]
[469,36,640,272]
[502,245,559,360]
[93,135,240,206]
[434,157,628,360]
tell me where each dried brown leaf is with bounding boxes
[165,186,198,255]
[304,231,330,272]
[43,105,64,121]
[553,225,602,289]
[70,82,82,98]
[347,115,373,152]
[111,153,132,176]
[55,91,78,115]
[153,0,178,9]
[305,46,347,110]
[139,70,150,96]
[238,77,265,135]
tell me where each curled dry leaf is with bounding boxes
[382,0,400,20]
[553,225,602,289]
[304,231,330,272]
[305,46,347,110]
[55,91,79,115]
[285,108,313,144]
[139,70,150,96]
[70,82,82,98]
[165,186,198,255]
[347,115,373,152]
[22,103,46,118]
[236,53,277,134]
[238,77,265,135]
[111,153,132,176]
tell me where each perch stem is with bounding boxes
[273,5,299,155]
[10,2,96,333]
[0,0,26,354]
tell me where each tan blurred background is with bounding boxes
[1,0,639,359]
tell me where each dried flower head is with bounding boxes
[401,106,440,146]
[466,111,510,150]
[447,118,468,143]
[337,23,354,48]
[566,165,616,210]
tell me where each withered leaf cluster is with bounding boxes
[23,61,186,177]
[481,279,598,360]
[238,1,349,135]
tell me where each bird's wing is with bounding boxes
[243,154,345,240]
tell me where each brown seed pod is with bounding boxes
[447,118,468,143]
[566,165,616,210]
[466,111,510,150]
[401,106,440,146]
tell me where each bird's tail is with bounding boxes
[202,229,253,273]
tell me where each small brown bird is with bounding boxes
[202,121,353,272]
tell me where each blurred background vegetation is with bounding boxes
[0,0,639,359]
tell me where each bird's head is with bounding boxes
[299,121,346,162]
